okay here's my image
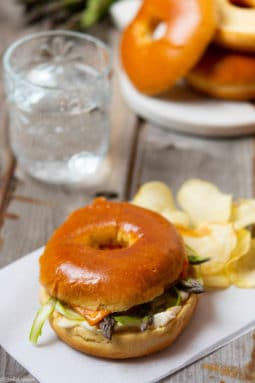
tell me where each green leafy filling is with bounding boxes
[186,244,210,265]
[113,287,181,330]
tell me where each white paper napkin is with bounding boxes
[0,248,255,383]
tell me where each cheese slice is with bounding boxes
[72,306,110,325]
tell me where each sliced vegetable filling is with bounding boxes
[29,298,56,345]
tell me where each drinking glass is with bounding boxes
[3,31,112,184]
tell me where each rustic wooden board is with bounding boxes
[129,124,254,199]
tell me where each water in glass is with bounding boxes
[3,32,111,184]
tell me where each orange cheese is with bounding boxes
[72,306,110,326]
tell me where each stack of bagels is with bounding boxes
[121,0,255,100]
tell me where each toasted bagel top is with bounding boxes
[40,199,186,312]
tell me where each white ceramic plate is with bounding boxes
[119,71,255,137]
[110,0,141,30]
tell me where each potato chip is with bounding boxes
[232,199,255,229]
[202,273,231,289]
[177,179,232,227]
[182,223,237,274]
[161,208,190,227]
[227,239,255,288]
[132,181,175,213]
[228,229,251,263]
[132,179,255,290]
[177,226,211,238]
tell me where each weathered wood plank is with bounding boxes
[0,0,31,239]
[129,123,253,199]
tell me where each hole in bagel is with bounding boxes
[97,240,128,250]
[152,22,167,40]
[87,227,139,251]
[135,18,167,44]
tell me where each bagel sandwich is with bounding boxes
[29,199,206,359]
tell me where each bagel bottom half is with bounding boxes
[47,295,198,359]
[186,45,255,100]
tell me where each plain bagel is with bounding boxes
[186,45,255,100]
[40,198,186,312]
[215,0,255,52]
[121,0,216,95]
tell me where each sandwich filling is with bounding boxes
[30,247,207,345]
[53,286,190,339]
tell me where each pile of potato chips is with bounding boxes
[132,180,255,289]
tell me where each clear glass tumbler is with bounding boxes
[3,31,112,184]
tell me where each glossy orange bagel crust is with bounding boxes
[121,0,216,95]
[186,45,255,100]
[215,0,255,52]
[40,198,186,312]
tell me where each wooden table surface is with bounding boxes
[1,2,255,383]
